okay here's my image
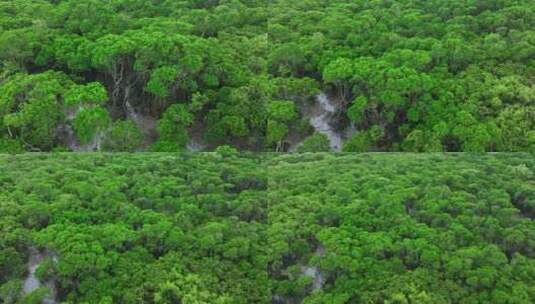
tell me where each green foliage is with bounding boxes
[64,82,108,106]
[0,280,22,304]
[0,0,268,151]
[73,106,111,144]
[347,96,368,123]
[401,130,443,152]
[268,153,535,303]
[102,120,143,152]
[0,138,24,154]
[20,287,50,304]
[267,100,296,147]
[0,154,534,303]
[270,0,535,152]
[0,153,268,303]
[266,120,288,145]
[343,126,384,152]
[297,133,330,153]
[0,0,532,151]
[152,104,194,151]
[496,106,535,152]
[0,71,72,150]
[323,58,354,100]
[0,248,25,284]
[268,100,297,123]
[146,66,179,98]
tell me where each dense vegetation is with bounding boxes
[1,153,534,303]
[0,151,268,303]
[268,153,535,303]
[0,0,267,152]
[1,1,533,152]
[269,0,534,152]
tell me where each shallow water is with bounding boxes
[302,266,324,290]
[23,249,43,294]
[308,93,349,151]
[186,138,205,152]
[23,248,58,303]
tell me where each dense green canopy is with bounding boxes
[269,0,535,152]
[268,153,535,303]
[1,153,534,303]
[0,0,533,151]
[0,151,268,303]
[0,0,268,152]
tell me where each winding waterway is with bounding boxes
[291,92,356,152]
[302,266,324,291]
[23,248,58,303]
[61,94,351,152]
[309,93,343,151]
